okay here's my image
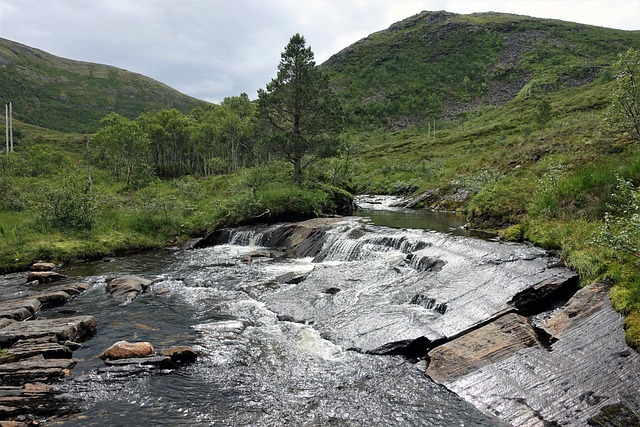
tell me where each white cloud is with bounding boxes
[1,0,638,103]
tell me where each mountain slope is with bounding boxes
[0,38,208,133]
[321,11,640,129]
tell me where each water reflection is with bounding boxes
[353,195,495,239]
[354,208,467,234]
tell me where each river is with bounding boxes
[3,197,595,426]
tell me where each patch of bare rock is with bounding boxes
[0,263,96,424]
[105,275,155,303]
[425,283,640,426]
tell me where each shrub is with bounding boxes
[624,310,640,350]
[596,176,640,260]
[40,176,97,231]
[391,180,419,195]
[500,224,525,242]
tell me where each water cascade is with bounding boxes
[1,206,637,426]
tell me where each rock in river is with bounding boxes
[105,275,154,303]
[98,340,156,361]
[426,313,543,383]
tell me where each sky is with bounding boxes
[1,0,639,103]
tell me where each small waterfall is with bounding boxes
[315,238,366,262]
[410,294,448,314]
[228,229,258,246]
[405,253,446,272]
[313,227,436,263]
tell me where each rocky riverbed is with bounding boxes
[1,217,638,426]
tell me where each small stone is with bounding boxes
[98,341,155,361]
[159,346,199,364]
[26,271,66,284]
[30,262,57,272]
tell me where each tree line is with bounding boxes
[93,93,257,186]
[93,34,343,187]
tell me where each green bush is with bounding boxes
[596,176,640,260]
[624,311,640,350]
[0,176,26,211]
[40,176,97,231]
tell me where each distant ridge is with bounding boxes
[0,37,208,133]
[1,11,639,133]
[321,10,640,129]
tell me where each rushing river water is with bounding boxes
[6,199,537,426]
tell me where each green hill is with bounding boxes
[322,11,640,129]
[0,38,208,133]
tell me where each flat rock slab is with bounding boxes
[426,313,543,383]
[103,355,173,369]
[0,356,78,385]
[0,316,97,348]
[0,283,91,322]
[30,262,57,271]
[542,282,610,338]
[26,271,66,284]
[45,282,91,297]
[0,383,69,419]
[0,299,41,322]
[8,337,74,360]
[441,284,640,426]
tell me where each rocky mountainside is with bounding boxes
[321,10,640,129]
[0,38,208,133]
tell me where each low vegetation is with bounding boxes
[1,14,639,349]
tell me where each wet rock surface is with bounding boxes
[0,275,95,423]
[426,313,543,383]
[105,275,153,303]
[438,284,640,426]
[250,222,577,352]
[98,340,155,361]
[209,218,639,426]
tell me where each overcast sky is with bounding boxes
[1,0,639,103]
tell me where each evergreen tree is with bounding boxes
[258,34,342,184]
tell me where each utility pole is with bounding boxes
[8,101,13,153]
[4,101,13,154]
[4,102,8,154]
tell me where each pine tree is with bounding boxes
[258,34,342,184]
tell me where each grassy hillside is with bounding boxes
[0,38,208,133]
[322,11,640,129]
